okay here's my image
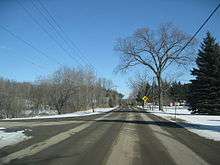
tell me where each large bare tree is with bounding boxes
[115,23,196,110]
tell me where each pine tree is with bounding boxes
[188,32,220,114]
[169,81,189,102]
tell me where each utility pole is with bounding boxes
[91,85,95,112]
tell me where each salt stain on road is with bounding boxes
[106,113,141,165]
[0,112,112,164]
[0,120,84,129]
[140,113,209,165]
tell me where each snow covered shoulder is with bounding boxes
[3,107,117,120]
[147,106,220,141]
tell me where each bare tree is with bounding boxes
[129,72,150,92]
[47,67,79,114]
[115,23,196,110]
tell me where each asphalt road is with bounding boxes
[0,108,220,165]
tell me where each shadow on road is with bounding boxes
[112,109,220,133]
[97,118,182,128]
[97,118,220,133]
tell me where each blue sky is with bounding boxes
[0,0,220,97]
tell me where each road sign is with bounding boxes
[142,96,149,102]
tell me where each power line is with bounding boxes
[36,0,95,69]
[37,0,92,64]
[177,2,220,56]
[4,51,45,74]
[0,24,62,66]
[163,2,220,72]
[0,26,47,74]
[16,0,83,67]
[30,0,89,67]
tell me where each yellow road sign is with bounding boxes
[142,96,149,102]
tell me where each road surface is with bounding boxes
[0,108,220,165]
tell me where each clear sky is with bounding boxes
[0,0,220,97]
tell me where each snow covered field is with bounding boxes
[0,128,31,149]
[147,106,220,141]
[3,107,117,120]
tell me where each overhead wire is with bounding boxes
[177,2,220,56]
[16,0,83,67]
[4,51,45,74]
[31,0,89,67]
[30,0,89,68]
[163,2,220,72]
[36,0,96,70]
[0,24,62,67]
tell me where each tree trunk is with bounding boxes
[55,104,62,115]
[157,76,163,111]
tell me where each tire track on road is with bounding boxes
[140,113,209,165]
[105,112,141,165]
[0,112,113,164]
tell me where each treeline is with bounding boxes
[0,67,123,119]
[129,78,189,106]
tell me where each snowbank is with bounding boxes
[3,107,117,121]
[146,106,220,141]
[0,128,31,149]
[24,109,58,116]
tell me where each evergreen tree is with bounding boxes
[169,81,189,102]
[188,32,220,114]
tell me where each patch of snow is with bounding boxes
[3,107,117,121]
[146,106,220,141]
[24,109,58,116]
[0,129,31,149]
